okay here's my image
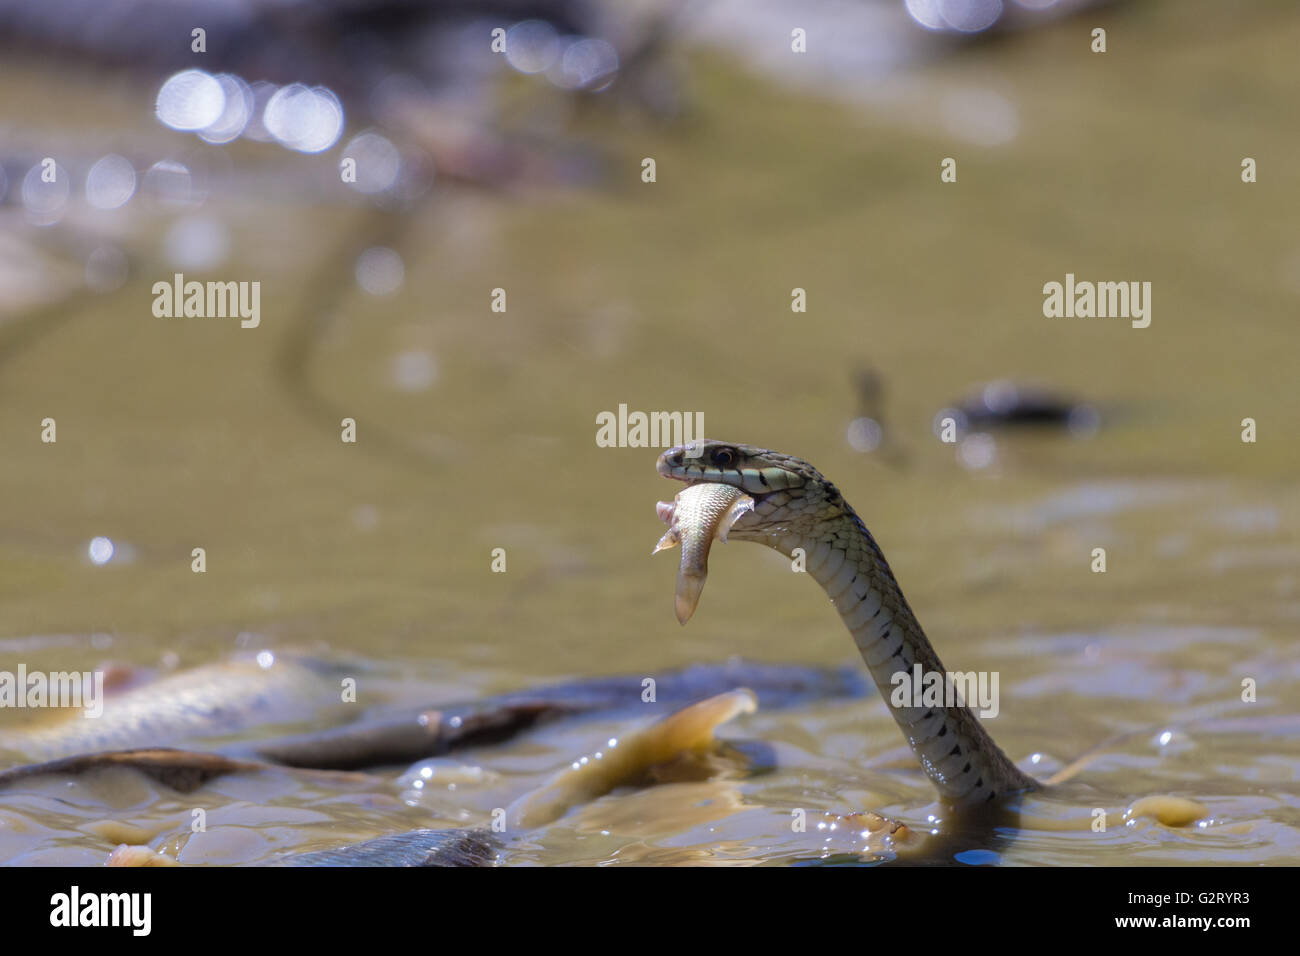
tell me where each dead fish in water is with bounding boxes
[0,653,867,772]
[0,653,353,762]
[252,658,866,770]
[53,691,761,865]
[508,688,758,830]
[654,482,754,624]
[274,690,756,864]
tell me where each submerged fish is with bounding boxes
[506,688,758,830]
[276,829,501,868]
[654,482,754,624]
[0,749,268,793]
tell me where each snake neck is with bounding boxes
[767,508,1037,809]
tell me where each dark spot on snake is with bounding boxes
[948,745,961,757]
[962,762,971,773]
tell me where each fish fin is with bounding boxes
[653,527,681,555]
[675,571,705,624]
[507,689,758,830]
[716,495,755,543]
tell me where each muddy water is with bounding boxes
[1,0,1298,864]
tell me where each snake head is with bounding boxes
[656,441,811,497]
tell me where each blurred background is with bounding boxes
[0,0,1297,864]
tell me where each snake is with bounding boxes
[656,440,1039,811]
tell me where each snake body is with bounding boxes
[657,440,1038,810]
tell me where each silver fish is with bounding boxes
[653,482,754,624]
[0,654,351,762]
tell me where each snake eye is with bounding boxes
[709,447,736,468]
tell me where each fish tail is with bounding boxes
[675,568,706,624]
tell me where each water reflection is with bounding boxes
[198,74,254,145]
[156,69,225,130]
[342,132,403,195]
[846,417,884,453]
[942,88,1019,146]
[263,84,345,154]
[505,20,563,75]
[907,0,1067,32]
[21,161,70,225]
[85,155,136,210]
[85,245,129,293]
[390,351,439,392]
[554,37,620,91]
[355,247,405,296]
[163,218,230,270]
[142,160,196,206]
[156,69,343,153]
[87,536,114,565]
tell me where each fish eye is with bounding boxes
[710,447,736,467]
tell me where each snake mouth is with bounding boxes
[656,454,704,481]
[656,444,797,502]
[656,448,749,491]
